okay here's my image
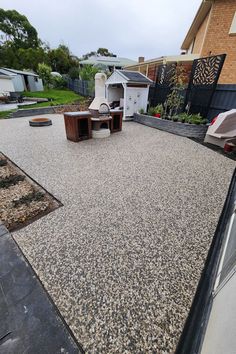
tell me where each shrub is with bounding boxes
[147,104,164,116]
[68,66,80,80]
[79,65,99,81]
[51,75,67,89]
[175,112,207,125]
[37,63,52,88]
[148,106,157,116]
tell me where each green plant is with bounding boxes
[175,112,207,125]
[155,104,164,115]
[147,106,157,116]
[139,108,145,114]
[68,66,80,80]
[13,191,45,207]
[188,113,206,125]
[164,64,187,117]
[147,104,163,116]
[0,159,7,167]
[177,112,189,123]
[79,65,99,81]
[0,174,25,189]
[51,75,67,89]
[37,62,52,88]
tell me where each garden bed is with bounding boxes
[134,113,208,140]
[0,152,61,231]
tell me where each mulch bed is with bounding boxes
[0,152,61,231]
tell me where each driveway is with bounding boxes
[0,115,234,353]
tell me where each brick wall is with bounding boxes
[147,63,158,81]
[192,12,210,54]
[200,0,236,84]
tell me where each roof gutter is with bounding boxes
[181,0,213,50]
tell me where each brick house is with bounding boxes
[181,0,236,84]
[125,54,198,82]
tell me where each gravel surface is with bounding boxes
[0,114,235,353]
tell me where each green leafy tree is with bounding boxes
[0,9,39,49]
[97,47,116,57]
[48,44,79,74]
[82,48,116,60]
[79,65,99,80]
[0,10,80,75]
[68,66,80,80]
[37,63,52,88]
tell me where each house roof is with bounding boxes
[1,68,38,77]
[79,56,137,67]
[181,0,213,50]
[125,54,200,68]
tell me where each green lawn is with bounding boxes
[0,89,84,119]
[0,110,16,119]
[22,89,84,108]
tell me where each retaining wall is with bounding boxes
[133,113,208,140]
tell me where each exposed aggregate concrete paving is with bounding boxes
[0,114,235,353]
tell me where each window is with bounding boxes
[214,206,236,291]
[229,11,236,35]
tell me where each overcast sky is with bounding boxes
[1,0,201,60]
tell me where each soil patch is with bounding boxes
[0,152,61,231]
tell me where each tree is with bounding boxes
[79,65,99,80]
[97,48,116,57]
[48,44,79,74]
[68,66,80,80]
[37,63,52,88]
[0,9,39,49]
[82,48,116,60]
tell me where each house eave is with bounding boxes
[181,0,213,50]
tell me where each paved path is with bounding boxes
[0,115,235,353]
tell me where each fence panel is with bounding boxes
[67,79,95,97]
[208,84,236,120]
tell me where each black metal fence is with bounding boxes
[149,84,236,121]
[149,63,176,107]
[67,78,95,97]
[184,54,226,118]
[149,54,228,120]
[208,84,236,120]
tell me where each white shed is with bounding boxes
[0,68,43,92]
[0,74,15,96]
[105,70,153,120]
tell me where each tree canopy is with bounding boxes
[0,9,116,79]
[82,47,116,60]
[0,9,39,49]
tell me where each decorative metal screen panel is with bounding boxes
[149,63,176,106]
[184,54,226,118]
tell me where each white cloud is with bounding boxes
[0,0,201,60]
